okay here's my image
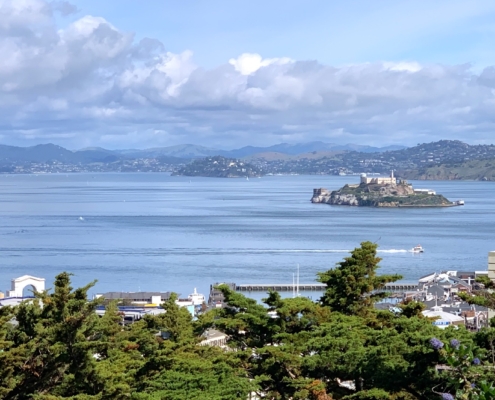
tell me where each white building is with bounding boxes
[488,251,495,281]
[360,170,396,185]
[422,306,465,329]
[414,188,436,195]
[200,329,229,348]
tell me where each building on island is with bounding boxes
[360,170,396,185]
[358,171,434,194]
[414,188,437,195]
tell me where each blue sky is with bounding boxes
[65,0,495,68]
[1,0,495,149]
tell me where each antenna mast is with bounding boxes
[297,264,300,297]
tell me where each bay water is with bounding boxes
[0,173,494,300]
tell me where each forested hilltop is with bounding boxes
[1,242,494,399]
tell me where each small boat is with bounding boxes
[412,244,424,253]
[188,288,205,306]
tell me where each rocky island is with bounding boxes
[172,155,263,178]
[312,172,461,207]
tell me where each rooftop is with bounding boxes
[97,291,174,300]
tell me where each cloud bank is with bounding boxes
[0,0,494,149]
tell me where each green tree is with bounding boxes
[0,305,16,398]
[1,273,103,399]
[3,242,485,400]
[318,241,402,316]
[0,274,253,400]
[153,293,194,344]
[458,276,495,311]
[212,287,333,399]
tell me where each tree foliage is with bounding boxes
[318,241,402,316]
[0,242,492,399]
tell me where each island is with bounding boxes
[311,171,463,207]
[172,155,263,178]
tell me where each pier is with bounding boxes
[236,283,326,292]
[234,282,418,292]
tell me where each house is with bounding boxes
[422,306,465,329]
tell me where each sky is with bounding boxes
[1,0,495,150]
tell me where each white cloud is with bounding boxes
[0,0,495,149]
[383,62,422,73]
[229,53,293,75]
[0,0,51,30]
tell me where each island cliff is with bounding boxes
[312,172,458,207]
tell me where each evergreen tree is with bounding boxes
[458,275,495,310]
[1,273,102,399]
[0,305,16,398]
[1,242,486,400]
[318,241,402,316]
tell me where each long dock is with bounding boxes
[236,283,326,292]
[235,282,418,292]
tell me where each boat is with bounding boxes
[412,244,424,253]
[188,288,205,306]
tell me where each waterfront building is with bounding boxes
[208,282,236,306]
[6,275,45,298]
[94,291,173,306]
[200,329,229,348]
[488,250,495,281]
[422,306,466,329]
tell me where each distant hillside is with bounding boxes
[115,144,219,159]
[247,140,495,177]
[330,144,406,153]
[3,140,495,177]
[74,148,122,162]
[0,144,122,164]
[112,142,407,159]
[400,158,495,181]
[223,142,406,158]
[243,150,344,162]
[172,156,263,178]
[221,142,338,157]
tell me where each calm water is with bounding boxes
[0,173,494,299]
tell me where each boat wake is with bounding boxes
[218,248,411,254]
[1,247,414,256]
[214,249,352,254]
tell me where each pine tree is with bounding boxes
[318,241,402,316]
[1,273,102,399]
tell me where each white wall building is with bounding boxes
[360,171,396,185]
[7,275,45,298]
